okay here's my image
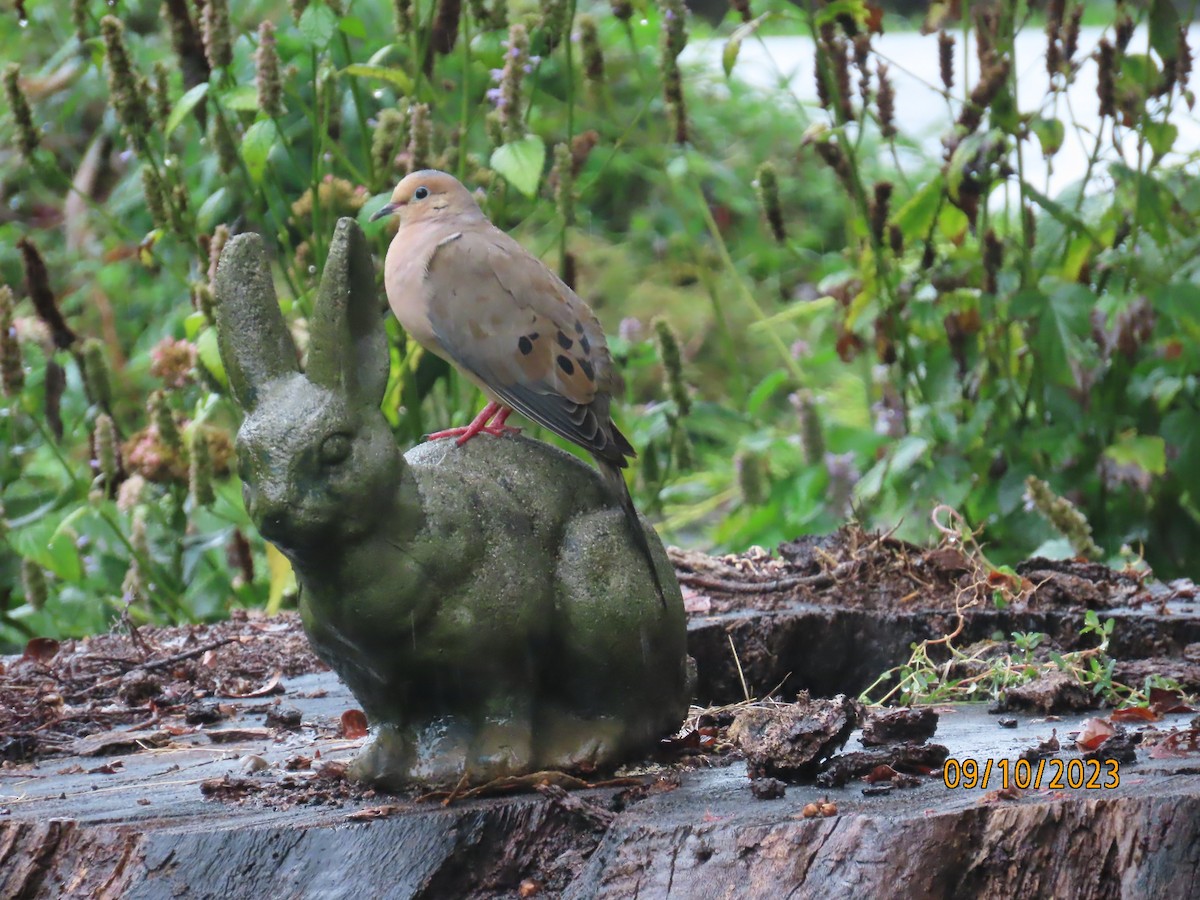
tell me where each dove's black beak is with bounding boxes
[369,202,400,222]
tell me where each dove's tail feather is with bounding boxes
[597,457,668,608]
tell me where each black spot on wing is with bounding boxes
[579,335,590,354]
[518,336,533,355]
[578,357,594,381]
[556,330,573,350]
[557,355,575,376]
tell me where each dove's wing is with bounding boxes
[421,225,633,466]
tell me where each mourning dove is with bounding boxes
[372,170,665,603]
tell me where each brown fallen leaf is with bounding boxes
[71,729,170,757]
[1075,717,1117,752]
[981,786,1024,803]
[340,709,369,739]
[218,673,283,699]
[87,761,125,774]
[345,804,399,821]
[205,727,271,744]
[200,776,264,799]
[22,637,60,664]
[1111,706,1160,723]
[1149,688,1194,716]
[315,760,348,780]
[1148,729,1200,759]
[864,764,900,783]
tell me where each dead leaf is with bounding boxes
[865,3,885,34]
[205,727,271,744]
[315,760,348,780]
[218,673,283,699]
[345,804,399,821]
[200,776,264,799]
[284,754,313,771]
[87,761,125,774]
[1075,717,1117,752]
[1149,688,1194,716]
[864,764,900,783]
[980,786,1024,803]
[340,709,369,739]
[71,729,170,757]
[1111,706,1160,723]
[1148,729,1200,759]
[22,637,61,664]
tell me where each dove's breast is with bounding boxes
[383,223,450,357]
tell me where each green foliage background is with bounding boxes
[1,0,1198,649]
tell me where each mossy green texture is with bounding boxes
[214,218,691,788]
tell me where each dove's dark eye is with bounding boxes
[414,186,429,200]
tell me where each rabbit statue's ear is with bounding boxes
[306,217,389,408]
[213,232,301,412]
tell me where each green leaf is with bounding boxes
[240,119,277,184]
[1011,283,1095,389]
[196,326,227,387]
[891,176,943,240]
[222,84,260,112]
[855,436,929,500]
[945,132,987,202]
[815,0,867,29]
[165,82,208,136]
[265,542,297,615]
[1149,0,1181,62]
[723,13,770,78]
[184,311,206,341]
[937,203,969,241]
[887,435,930,475]
[10,517,83,583]
[490,135,546,198]
[1024,184,1099,243]
[1104,432,1167,476]
[341,63,413,94]
[1030,116,1064,158]
[1144,120,1178,161]
[339,16,367,40]
[195,186,229,232]
[299,3,338,48]
[746,368,789,416]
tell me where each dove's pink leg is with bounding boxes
[426,401,522,445]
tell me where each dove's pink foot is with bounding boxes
[426,402,521,445]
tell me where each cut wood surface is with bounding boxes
[3,667,1200,899]
[5,534,1200,898]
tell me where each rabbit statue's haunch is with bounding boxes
[213,218,692,788]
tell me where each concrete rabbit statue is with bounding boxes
[213,218,691,788]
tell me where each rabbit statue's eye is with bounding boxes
[319,433,352,466]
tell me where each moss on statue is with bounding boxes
[213,218,692,788]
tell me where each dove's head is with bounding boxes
[370,170,483,226]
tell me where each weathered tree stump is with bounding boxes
[4,533,1200,897]
[3,665,1199,898]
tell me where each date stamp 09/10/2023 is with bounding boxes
[942,757,1120,791]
